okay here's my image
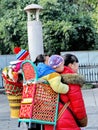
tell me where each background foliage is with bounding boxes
[0,0,98,54]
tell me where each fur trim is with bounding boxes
[61,73,85,87]
[78,116,88,127]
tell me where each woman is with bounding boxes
[45,54,88,130]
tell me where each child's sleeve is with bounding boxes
[43,72,69,94]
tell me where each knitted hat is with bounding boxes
[48,55,64,68]
[14,47,29,60]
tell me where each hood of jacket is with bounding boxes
[61,66,86,87]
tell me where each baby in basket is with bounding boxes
[34,54,69,94]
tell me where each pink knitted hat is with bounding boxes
[48,55,64,68]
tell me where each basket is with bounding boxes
[19,83,59,122]
[18,60,59,129]
[2,74,23,118]
[32,83,59,122]
[2,74,23,96]
[7,94,22,118]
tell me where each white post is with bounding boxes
[24,4,44,61]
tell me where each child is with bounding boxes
[34,54,69,94]
[7,47,29,82]
[11,47,30,72]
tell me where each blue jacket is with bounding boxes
[37,63,55,78]
[36,63,69,94]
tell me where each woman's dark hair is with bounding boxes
[34,54,48,65]
[63,54,79,66]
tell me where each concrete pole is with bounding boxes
[24,4,44,61]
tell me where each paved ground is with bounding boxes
[82,88,98,130]
[0,88,98,130]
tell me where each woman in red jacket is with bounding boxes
[45,53,88,130]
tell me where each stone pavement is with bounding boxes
[82,88,98,130]
[0,93,28,130]
[0,88,98,130]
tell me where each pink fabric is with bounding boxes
[13,62,22,72]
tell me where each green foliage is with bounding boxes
[83,83,94,89]
[0,0,98,54]
[41,0,98,54]
[43,20,72,54]
[0,0,38,54]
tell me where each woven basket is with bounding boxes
[19,82,58,122]
[2,74,23,118]
[2,74,23,96]
[18,60,59,129]
[32,83,58,122]
[7,94,22,118]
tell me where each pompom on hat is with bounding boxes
[48,55,64,68]
[14,47,29,60]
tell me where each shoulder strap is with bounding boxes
[57,101,70,121]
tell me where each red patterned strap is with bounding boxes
[57,101,70,121]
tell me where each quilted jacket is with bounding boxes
[44,66,88,130]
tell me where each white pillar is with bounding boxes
[24,4,44,61]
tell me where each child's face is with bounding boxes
[54,61,64,73]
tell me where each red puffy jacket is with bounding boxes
[44,66,87,130]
